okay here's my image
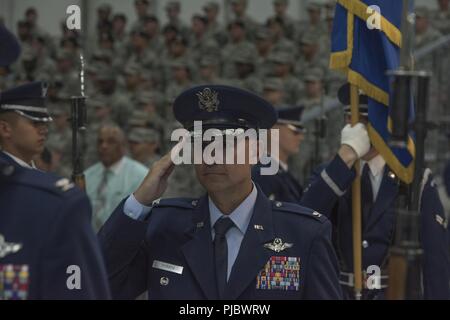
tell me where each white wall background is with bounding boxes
[0,0,442,37]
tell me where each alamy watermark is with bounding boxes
[170,121,280,176]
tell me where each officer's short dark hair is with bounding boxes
[25,7,37,16]
[192,14,208,26]
[266,16,284,27]
[163,24,179,34]
[113,14,127,24]
[228,20,245,30]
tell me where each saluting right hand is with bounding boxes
[133,133,189,206]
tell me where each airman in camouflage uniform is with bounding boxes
[431,0,450,35]
[128,127,162,168]
[229,0,260,40]
[270,0,298,40]
[267,51,303,105]
[221,20,258,78]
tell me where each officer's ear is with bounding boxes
[0,113,16,140]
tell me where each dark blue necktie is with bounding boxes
[213,217,234,299]
[361,164,373,225]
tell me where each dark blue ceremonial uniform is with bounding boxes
[99,85,342,300]
[252,106,305,203]
[98,185,342,300]
[252,162,303,202]
[444,160,450,197]
[0,155,111,299]
[300,155,450,299]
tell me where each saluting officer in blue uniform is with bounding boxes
[252,106,305,203]
[0,26,111,299]
[99,85,342,300]
[300,84,450,299]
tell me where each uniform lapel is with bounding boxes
[365,167,399,231]
[224,187,275,300]
[180,195,218,300]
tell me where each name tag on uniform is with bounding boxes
[152,260,184,275]
[256,256,300,291]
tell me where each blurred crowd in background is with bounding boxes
[0,0,449,228]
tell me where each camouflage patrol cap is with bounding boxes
[56,49,75,61]
[232,49,254,65]
[136,91,158,105]
[267,51,294,65]
[304,67,324,82]
[273,0,289,5]
[199,56,219,67]
[128,109,151,127]
[21,45,37,61]
[299,33,318,45]
[307,1,322,11]
[128,127,160,143]
[231,0,248,6]
[88,97,108,109]
[415,7,430,19]
[97,3,112,12]
[255,27,270,40]
[123,62,142,76]
[263,77,284,91]
[165,1,180,10]
[203,2,220,11]
[96,65,116,81]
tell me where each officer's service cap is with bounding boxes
[0,24,21,67]
[277,106,305,130]
[338,83,369,116]
[128,127,160,143]
[0,81,52,122]
[174,85,277,133]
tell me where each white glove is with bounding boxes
[340,123,370,158]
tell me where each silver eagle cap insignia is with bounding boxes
[264,238,293,253]
[197,87,219,112]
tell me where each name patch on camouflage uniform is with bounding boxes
[256,256,300,291]
[0,264,29,300]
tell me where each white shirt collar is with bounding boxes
[362,154,385,177]
[209,183,258,235]
[2,151,36,169]
[103,156,125,175]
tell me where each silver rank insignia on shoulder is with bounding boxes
[55,178,75,192]
[264,238,293,253]
[435,215,448,229]
[0,234,22,258]
[197,87,219,112]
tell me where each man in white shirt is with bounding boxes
[85,124,148,230]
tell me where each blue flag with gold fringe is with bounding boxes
[330,0,415,183]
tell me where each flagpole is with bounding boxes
[350,84,363,300]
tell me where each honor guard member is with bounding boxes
[0,82,52,168]
[0,27,111,300]
[252,106,305,203]
[300,84,450,299]
[99,85,342,300]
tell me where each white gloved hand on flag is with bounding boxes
[340,123,371,158]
